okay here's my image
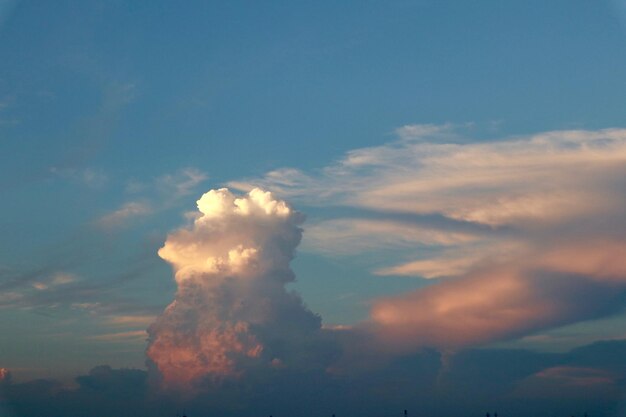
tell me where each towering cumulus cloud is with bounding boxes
[147,188,322,388]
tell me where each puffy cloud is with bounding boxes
[147,188,328,389]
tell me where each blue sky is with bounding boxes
[2,1,626,415]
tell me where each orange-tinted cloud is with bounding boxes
[367,239,626,351]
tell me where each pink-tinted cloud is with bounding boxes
[230,126,626,351]
[367,240,626,351]
[513,366,620,399]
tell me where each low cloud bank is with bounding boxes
[2,340,626,417]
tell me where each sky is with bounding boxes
[2,1,626,416]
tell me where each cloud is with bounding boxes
[0,368,11,383]
[96,201,152,229]
[303,218,478,257]
[2,340,626,417]
[0,292,23,306]
[49,167,108,188]
[513,366,620,399]
[156,167,208,198]
[532,366,616,387]
[106,315,156,327]
[32,272,76,291]
[365,235,626,351]
[95,167,208,231]
[88,330,147,342]
[232,127,626,227]
[0,260,162,325]
[147,188,330,389]
[394,123,454,141]
[373,253,486,279]
[230,126,626,350]
[368,266,623,352]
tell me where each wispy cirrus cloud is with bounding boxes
[231,126,626,227]
[96,168,208,231]
[32,272,76,291]
[156,167,208,198]
[88,330,147,342]
[513,365,620,399]
[49,166,108,188]
[302,218,478,256]
[0,258,162,326]
[96,201,152,229]
[393,123,455,141]
[106,315,156,327]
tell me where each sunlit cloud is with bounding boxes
[107,315,156,327]
[231,126,626,350]
[96,201,152,229]
[32,272,76,291]
[393,123,454,141]
[373,253,486,279]
[232,126,626,227]
[147,188,327,389]
[88,330,148,342]
[303,218,478,256]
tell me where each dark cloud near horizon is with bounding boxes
[2,340,626,417]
